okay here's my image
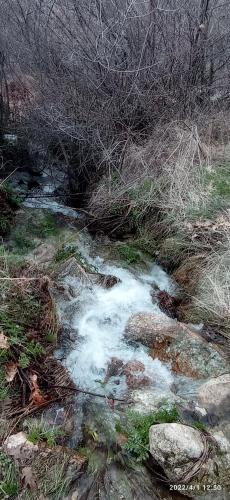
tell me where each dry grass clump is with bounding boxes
[190,233,230,338]
[88,120,213,235]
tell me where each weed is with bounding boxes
[117,244,141,264]
[79,447,101,473]
[116,406,179,462]
[25,341,45,358]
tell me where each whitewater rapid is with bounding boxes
[65,260,175,397]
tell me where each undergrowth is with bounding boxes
[26,419,64,447]
[117,244,141,265]
[0,452,20,498]
[116,406,179,463]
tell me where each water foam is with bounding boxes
[65,263,174,396]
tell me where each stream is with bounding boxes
[22,167,198,498]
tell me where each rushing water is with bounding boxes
[63,257,176,399]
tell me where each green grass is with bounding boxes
[193,420,206,431]
[54,246,76,263]
[0,452,19,498]
[117,244,141,264]
[27,420,64,447]
[116,406,179,463]
[12,233,36,254]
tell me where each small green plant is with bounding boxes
[37,213,58,238]
[0,312,24,338]
[116,406,179,462]
[27,421,64,447]
[45,331,56,344]
[19,352,30,368]
[25,341,45,358]
[117,244,141,264]
[54,246,75,263]
[193,420,206,431]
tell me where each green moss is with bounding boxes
[117,244,141,264]
[116,406,179,462]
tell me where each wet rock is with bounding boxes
[89,273,121,288]
[131,389,181,414]
[122,360,145,375]
[126,373,151,389]
[122,360,151,389]
[125,312,178,347]
[105,357,124,381]
[156,290,181,319]
[56,258,121,289]
[151,327,230,379]
[197,374,230,423]
[125,313,229,378]
[56,258,90,282]
[149,423,204,479]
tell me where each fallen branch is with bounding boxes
[50,384,129,402]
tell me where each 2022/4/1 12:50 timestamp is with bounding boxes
[170,484,222,492]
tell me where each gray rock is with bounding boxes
[149,423,204,479]
[149,424,230,496]
[198,374,230,424]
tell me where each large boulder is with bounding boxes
[149,423,203,479]
[149,424,230,496]
[125,312,178,347]
[125,313,230,378]
[151,328,230,379]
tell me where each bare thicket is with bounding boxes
[0,0,229,177]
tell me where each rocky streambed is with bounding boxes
[1,168,230,499]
